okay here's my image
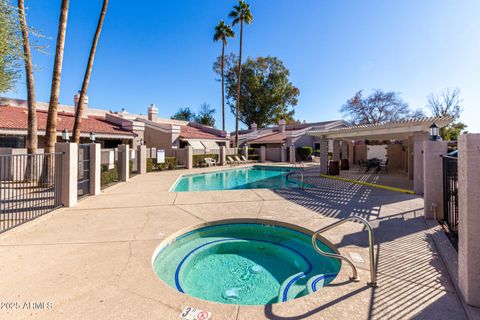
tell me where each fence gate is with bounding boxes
[442,155,458,245]
[78,144,90,198]
[0,152,63,233]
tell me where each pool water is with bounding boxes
[152,223,341,305]
[171,166,304,192]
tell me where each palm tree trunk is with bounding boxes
[221,41,225,132]
[45,0,69,154]
[234,19,243,147]
[72,0,108,143]
[18,0,38,182]
[18,0,37,155]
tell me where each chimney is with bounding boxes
[278,119,286,133]
[251,123,257,132]
[148,104,158,122]
[74,91,88,119]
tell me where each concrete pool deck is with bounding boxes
[0,164,470,319]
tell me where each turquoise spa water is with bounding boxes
[171,166,305,192]
[152,223,341,305]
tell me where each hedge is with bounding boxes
[101,163,119,186]
[193,154,218,167]
[297,146,313,161]
[147,157,178,172]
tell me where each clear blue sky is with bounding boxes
[5,0,480,132]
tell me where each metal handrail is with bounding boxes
[311,216,377,287]
[286,171,304,190]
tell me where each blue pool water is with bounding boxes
[171,165,304,192]
[152,223,341,305]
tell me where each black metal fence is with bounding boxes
[442,155,458,247]
[0,152,63,233]
[78,144,90,198]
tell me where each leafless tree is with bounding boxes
[340,89,424,125]
[427,87,462,121]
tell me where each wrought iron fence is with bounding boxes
[442,155,458,248]
[0,152,63,233]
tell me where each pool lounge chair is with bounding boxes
[226,156,238,166]
[234,155,248,164]
[241,155,255,163]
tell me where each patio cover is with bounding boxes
[201,140,219,149]
[187,140,205,149]
[307,117,453,140]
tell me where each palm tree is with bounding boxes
[45,0,69,154]
[17,0,37,154]
[213,20,234,132]
[229,0,253,147]
[72,0,108,143]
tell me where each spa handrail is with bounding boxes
[286,171,304,190]
[311,216,377,287]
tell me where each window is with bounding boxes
[0,136,26,148]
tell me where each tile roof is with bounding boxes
[179,125,227,140]
[248,132,286,144]
[0,105,134,136]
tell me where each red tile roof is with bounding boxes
[249,132,286,144]
[179,125,226,140]
[0,105,134,136]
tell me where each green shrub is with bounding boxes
[147,157,177,172]
[193,154,219,167]
[101,163,119,186]
[297,146,313,161]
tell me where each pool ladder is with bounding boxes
[311,216,377,287]
[286,171,305,190]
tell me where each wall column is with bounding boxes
[413,132,428,194]
[118,144,129,182]
[341,141,348,160]
[333,139,341,162]
[422,141,447,220]
[186,146,193,169]
[320,137,329,175]
[281,145,287,162]
[55,143,78,207]
[242,145,249,159]
[219,146,226,166]
[458,134,480,307]
[137,145,147,174]
[289,145,296,164]
[260,146,266,163]
[89,143,101,196]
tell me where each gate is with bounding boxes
[0,152,63,233]
[78,144,90,197]
[442,155,458,245]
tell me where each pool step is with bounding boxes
[278,273,337,302]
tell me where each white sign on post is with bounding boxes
[157,149,165,164]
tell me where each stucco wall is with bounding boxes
[144,126,173,149]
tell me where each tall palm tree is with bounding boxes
[45,0,69,154]
[17,0,37,154]
[72,0,108,143]
[213,20,234,132]
[229,0,253,147]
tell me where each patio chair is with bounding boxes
[241,155,254,163]
[234,155,246,164]
[226,156,237,166]
[204,158,216,167]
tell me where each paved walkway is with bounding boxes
[0,165,469,319]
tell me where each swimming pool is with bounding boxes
[171,165,304,192]
[152,221,341,305]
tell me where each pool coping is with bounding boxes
[168,164,301,192]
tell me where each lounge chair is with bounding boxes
[226,156,237,166]
[241,155,255,163]
[234,155,247,164]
